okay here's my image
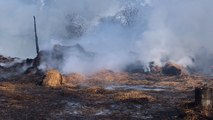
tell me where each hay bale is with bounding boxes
[162,62,188,76]
[43,69,64,87]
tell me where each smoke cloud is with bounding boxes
[1,0,213,74]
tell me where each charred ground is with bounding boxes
[0,54,212,120]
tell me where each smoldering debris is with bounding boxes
[0,46,212,120]
[37,44,95,73]
[125,61,146,73]
[0,55,34,80]
[0,55,16,63]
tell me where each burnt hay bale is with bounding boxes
[162,62,188,76]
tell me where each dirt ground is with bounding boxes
[0,71,212,120]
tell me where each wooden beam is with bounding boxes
[33,16,39,55]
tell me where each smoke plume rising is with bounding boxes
[0,0,213,74]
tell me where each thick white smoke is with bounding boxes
[1,0,213,74]
[136,0,213,73]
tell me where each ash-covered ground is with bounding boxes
[0,54,212,120]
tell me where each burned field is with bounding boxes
[0,54,212,120]
[1,0,213,120]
